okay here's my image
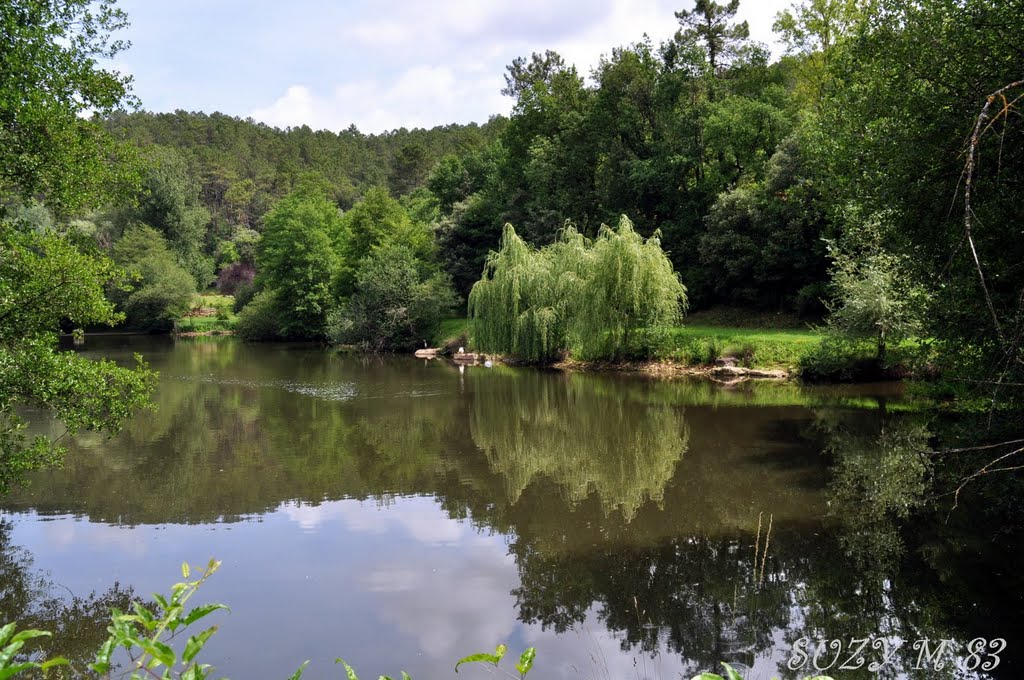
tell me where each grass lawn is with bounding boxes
[435,318,471,346]
[658,325,821,368]
[434,317,822,369]
[174,315,236,333]
[174,293,238,333]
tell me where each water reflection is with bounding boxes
[0,338,1018,678]
[0,518,140,675]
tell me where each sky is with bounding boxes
[114,0,792,135]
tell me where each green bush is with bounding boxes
[236,290,283,341]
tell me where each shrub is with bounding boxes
[235,290,283,341]
[232,281,256,313]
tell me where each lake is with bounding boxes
[2,337,1020,679]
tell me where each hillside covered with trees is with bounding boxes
[4,0,1023,400]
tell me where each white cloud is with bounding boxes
[251,65,509,133]
[249,0,791,133]
[280,498,472,545]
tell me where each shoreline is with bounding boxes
[553,357,791,381]
[440,350,794,382]
[80,333,903,385]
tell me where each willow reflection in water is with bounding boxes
[469,368,688,520]
[0,338,1017,679]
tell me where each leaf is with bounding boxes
[401,673,412,680]
[720,663,744,680]
[182,603,229,627]
[0,664,44,680]
[0,640,28,665]
[286,660,309,680]
[183,626,218,664]
[139,639,176,667]
[91,636,116,673]
[40,657,69,670]
[335,658,360,680]
[132,602,156,626]
[182,562,191,578]
[172,582,189,602]
[0,624,15,647]
[515,647,536,676]
[455,644,507,672]
[690,675,725,680]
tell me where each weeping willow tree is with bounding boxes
[468,224,584,362]
[574,216,687,359]
[468,216,687,362]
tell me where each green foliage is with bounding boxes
[674,0,750,71]
[112,225,197,332]
[235,290,284,341]
[333,187,434,297]
[455,644,537,678]
[468,224,571,363]
[798,337,873,382]
[699,137,830,312]
[807,0,1024,400]
[117,146,212,286]
[328,244,459,352]
[469,218,686,362]
[774,0,860,56]
[105,110,503,234]
[427,155,471,214]
[825,235,929,364]
[0,0,138,215]
[90,559,228,679]
[0,623,69,677]
[0,221,156,493]
[436,190,505,298]
[255,188,341,339]
[0,0,155,494]
[388,142,431,197]
[573,216,687,359]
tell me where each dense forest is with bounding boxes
[4,0,1024,395]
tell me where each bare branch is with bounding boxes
[962,79,1024,343]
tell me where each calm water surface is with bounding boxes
[2,337,1020,679]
